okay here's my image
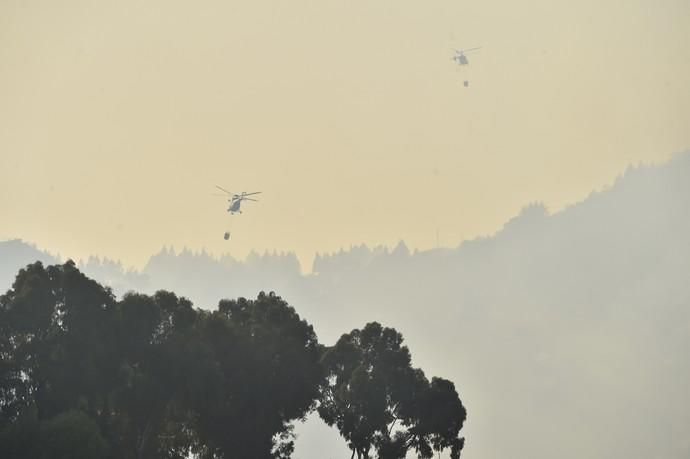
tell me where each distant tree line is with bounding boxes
[0,261,466,459]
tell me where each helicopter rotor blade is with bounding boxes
[215,185,233,195]
[242,192,262,196]
[463,47,481,53]
[243,198,258,202]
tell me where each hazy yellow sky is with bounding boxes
[1,0,689,269]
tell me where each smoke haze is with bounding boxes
[3,153,689,458]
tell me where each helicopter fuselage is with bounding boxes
[227,199,242,214]
[453,54,469,65]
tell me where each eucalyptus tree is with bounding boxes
[319,322,466,459]
[192,292,324,458]
[1,262,466,459]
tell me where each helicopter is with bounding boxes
[452,47,481,66]
[214,186,261,215]
[452,47,481,87]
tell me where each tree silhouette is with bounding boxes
[318,322,466,459]
[0,261,119,456]
[191,292,323,458]
[1,262,466,458]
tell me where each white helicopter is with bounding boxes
[214,186,261,215]
[452,47,481,87]
[452,47,481,66]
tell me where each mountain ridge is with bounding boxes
[1,151,689,459]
